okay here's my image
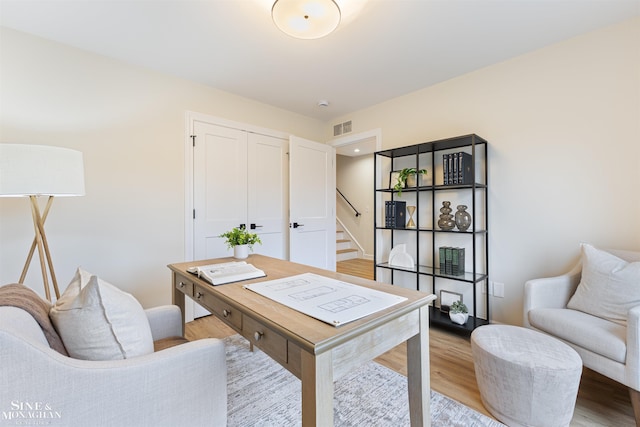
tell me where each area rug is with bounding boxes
[224,334,505,426]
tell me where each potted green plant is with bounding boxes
[219,227,262,259]
[449,300,469,325]
[394,167,427,196]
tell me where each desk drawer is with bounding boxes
[175,275,194,297]
[242,315,287,366]
[193,284,242,331]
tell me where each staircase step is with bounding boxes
[336,248,358,261]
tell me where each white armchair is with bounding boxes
[523,247,640,422]
[0,303,227,427]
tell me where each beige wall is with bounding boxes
[0,28,325,307]
[328,17,640,324]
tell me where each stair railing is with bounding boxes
[336,188,361,217]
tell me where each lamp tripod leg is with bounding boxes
[22,196,59,301]
[19,196,53,283]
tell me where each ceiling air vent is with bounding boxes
[333,120,352,137]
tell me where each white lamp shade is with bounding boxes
[272,0,341,39]
[0,144,85,197]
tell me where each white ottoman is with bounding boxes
[471,325,582,427]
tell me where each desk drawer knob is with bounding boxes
[195,292,203,300]
[178,282,185,288]
[222,309,231,318]
[254,331,263,341]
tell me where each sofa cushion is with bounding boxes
[50,268,154,360]
[529,307,626,363]
[567,243,640,326]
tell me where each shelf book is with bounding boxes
[439,247,465,275]
[443,152,473,185]
[385,200,406,228]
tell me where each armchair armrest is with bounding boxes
[627,305,640,390]
[145,305,183,340]
[0,331,227,427]
[523,262,582,327]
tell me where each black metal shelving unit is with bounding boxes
[373,134,489,335]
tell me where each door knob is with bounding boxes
[250,224,263,230]
[293,222,304,228]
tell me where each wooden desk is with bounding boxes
[168,255,436,427]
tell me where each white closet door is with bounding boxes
[247,133,288,260]
[193,121,248,260]
[289,136,336,270]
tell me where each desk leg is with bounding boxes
[301,349,334,427]
[171,274,186,336]
[407,305,430,427]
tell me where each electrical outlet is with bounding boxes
[494,282,505,298]
[487,281,494,295]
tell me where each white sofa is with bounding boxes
[0,302,227,426]
[523,246,640,422]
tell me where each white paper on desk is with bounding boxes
[244,273,407,327]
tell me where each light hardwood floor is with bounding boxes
[185,258,635,426]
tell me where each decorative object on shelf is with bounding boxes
[437,201,456,230]
[219,226,262,259]
[393,167,427,196]
[406,206,416,228]
[439,290,462,313]
[384,200,406,228]
[449,300,469,325]
[388,244,415,269]
[388,170,401,190]
[455,205,472,231]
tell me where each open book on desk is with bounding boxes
[187,261,266,286]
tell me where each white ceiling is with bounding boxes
[1,0,638,122]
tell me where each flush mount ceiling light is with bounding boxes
[272,0,341,40]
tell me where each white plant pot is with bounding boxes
[234,245,249,259]
[449,312,469,325]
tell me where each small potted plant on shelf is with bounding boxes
[394,167,427,196]
[219,227,262,259]
[448,300,469,325]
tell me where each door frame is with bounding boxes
[330,129,383,261]
[330,128,382,156]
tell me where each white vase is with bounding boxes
[234,245,249,259]
[449,312,469,325]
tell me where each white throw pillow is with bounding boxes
[567,243,640,326]
[50,268,154,360]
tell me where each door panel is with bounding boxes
[289,136,336,270]
[247,133,287,260]
[194,121,247,260]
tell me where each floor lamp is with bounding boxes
[0,144,85,301]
